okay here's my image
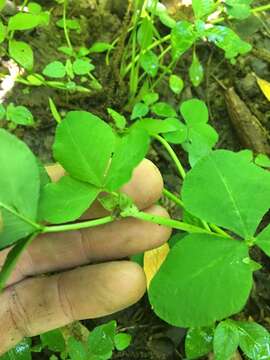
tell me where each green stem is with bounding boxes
[154,135,186,180]
[210,223,232,238]
[163,188,184,208]
[211,3,270,24]
[63,0,73,50]
[123,210,216,235]
[43,216,114,234]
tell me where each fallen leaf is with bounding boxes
[256,76,270,101]
[144,243,170,289]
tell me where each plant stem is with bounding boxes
[211,3,270,24]
[63,0,73,50]
[42,216,114,233]
[163,188,184,208]
[154,135,186,180]
[123,210,216,235]
[210,223,232,238]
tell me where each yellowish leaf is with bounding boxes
[144,243,170,289]
[256,76,270,102]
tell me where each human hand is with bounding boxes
[0,159,171,355]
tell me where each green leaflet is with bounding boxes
[169,74,184,94]
[171,21,197,59]
[189,52,204,87]
[137,17,153,49]
[53,111,150,192]
[0,130,40,248]
[40,329,66,352]
[43,61,66,78]
[88,321,117,359]
[238,322,270,360]
[225,0,253,20]
[182,150,270,238]
[132,117,180,136]
[53,111,115,188]
[213,320,240,360]
[38,176,100,224]
[151,102,177,117]
[67,337,88,360]
[8,13,41,31]
[192,0,215,19]
[256,224,270,257]
[105,128,149,191]
[9,40,34,70]
[206,25,252,59]
[185,327,214,359]
[149,233,253,327]
[114,334,132,351]
[140,50,159,77]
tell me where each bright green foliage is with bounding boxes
[133,118,180,136]
[53,111,115,187]
[72,59,93,75]
[238,322,270,360]
[169,74,184,94]
[88,321,117,359]
[149,233,253,327]
[56,18,81,31]
[182,150,270,238]
[192,0,215,19]
[142,92,159,105]
[43,61,67,78]
[39,176,99,223]
[89,42,112,53]
[105,128,149,191]
[189,53,204,87]
[131,102,149,120]
[0,130,40,248]
[67,337,88,360]
[256,224,270,257]
[213,320,240,360]
[0,0,5,11]
[171,21,197,59]
[107,108,127,130]
[137,18,153,49]
[151,102,177,117]
[206,25,252,60]
[8,13,42,31]
[40,329,66,352]
[6,103,34,126]
[0,20,6,43]
[225,0,253,19]
[185,327,214,359]
[0,339,31,360]
[114,333,132,351]
[140,50,159,77]
[9,40,34,70]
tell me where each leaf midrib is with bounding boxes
[0,202,40,230]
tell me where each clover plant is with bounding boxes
[111,0,270,103]
[0,320,131,360]
[1,98,270,358]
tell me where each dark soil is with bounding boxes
[1,0,270,358]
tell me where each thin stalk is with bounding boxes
[163,188,184,208]
[124,210,219,235]
[211,3,270,24]
[210,223,232,238]
[43,216,114,234]
[154,135,186,180]
[63,0,73,50]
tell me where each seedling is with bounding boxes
[0,102,34,127]
[0,320,131,360]
[109,0,270,104]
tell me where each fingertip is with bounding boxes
[121,159,164,210]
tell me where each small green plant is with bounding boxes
[1,99,270,359]
[0,102,34,127]
[0,1,50,70]
[111,0,270,103]
[0,320,131,360]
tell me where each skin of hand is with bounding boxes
[0,159,171,355]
